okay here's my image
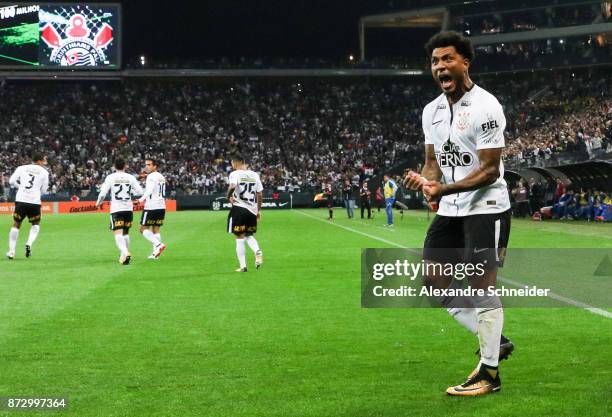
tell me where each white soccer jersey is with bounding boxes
[139,171,167,210]
[229,169,264,215]
[96,172,144,214]
[422,84,511,216]
[9,164,49,205]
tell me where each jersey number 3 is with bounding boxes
[25,174,36,190]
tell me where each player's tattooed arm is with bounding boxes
[227,185,236,203]
[405,144,441,191]
[256,191,263,219]
[424,148,502,200]
[421,145,442,183]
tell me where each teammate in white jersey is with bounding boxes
[6,153,49,260]
[138,158,167,259]
[226,154,263,272]
[404,32,513,396]
[95,158,144,265]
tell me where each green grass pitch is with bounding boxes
[0,209,610,417]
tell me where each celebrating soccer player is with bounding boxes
[96,158,144,265]
[6,153,49,260]
[138,158,167,259]
[404,31,513,396]
[226,154,264,272]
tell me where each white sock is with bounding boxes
[114,234,128,256]
[155,233,161,242]
[142,229,161,246]
[477,308,504,367]
[123,235,130,249]
[8,227,19,253]
[236,238,247,269]
[447,307,478,335]
[26,225,40,246]
[245,236,260,253]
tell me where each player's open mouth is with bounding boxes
[439,74,454,90]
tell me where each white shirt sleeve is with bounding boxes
[475,100,506,150]
[139,175,154,202]
[40,170,49,195]
[130,175,144,197]
[96,177,111,206]
[422,106,433,145]
[255,174,263,193]
[9,167,21,188]
[228,171,238,187]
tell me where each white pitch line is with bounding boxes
[497,275,612,318]
[296,210,612,319]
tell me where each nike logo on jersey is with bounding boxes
[473,247,489,254]
[432,120,443,125]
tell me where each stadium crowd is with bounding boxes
[0,80,429,197]
[503,70,612,165]
[0,68,609,199]
[125,36,612,73]
[454,1,604,36]
[471,36,612,73]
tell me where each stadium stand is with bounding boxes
[0,79,431,197]
[1,68,609,204]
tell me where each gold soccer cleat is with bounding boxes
[447,365,501,397]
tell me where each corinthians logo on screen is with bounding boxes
[436,139,474,168]
[40,11,113,66]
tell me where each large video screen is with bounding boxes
[0,3,120,69]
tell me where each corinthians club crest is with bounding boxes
[456,110,471,131]
[40,13,113,66]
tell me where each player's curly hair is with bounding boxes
[425,31,475,61]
